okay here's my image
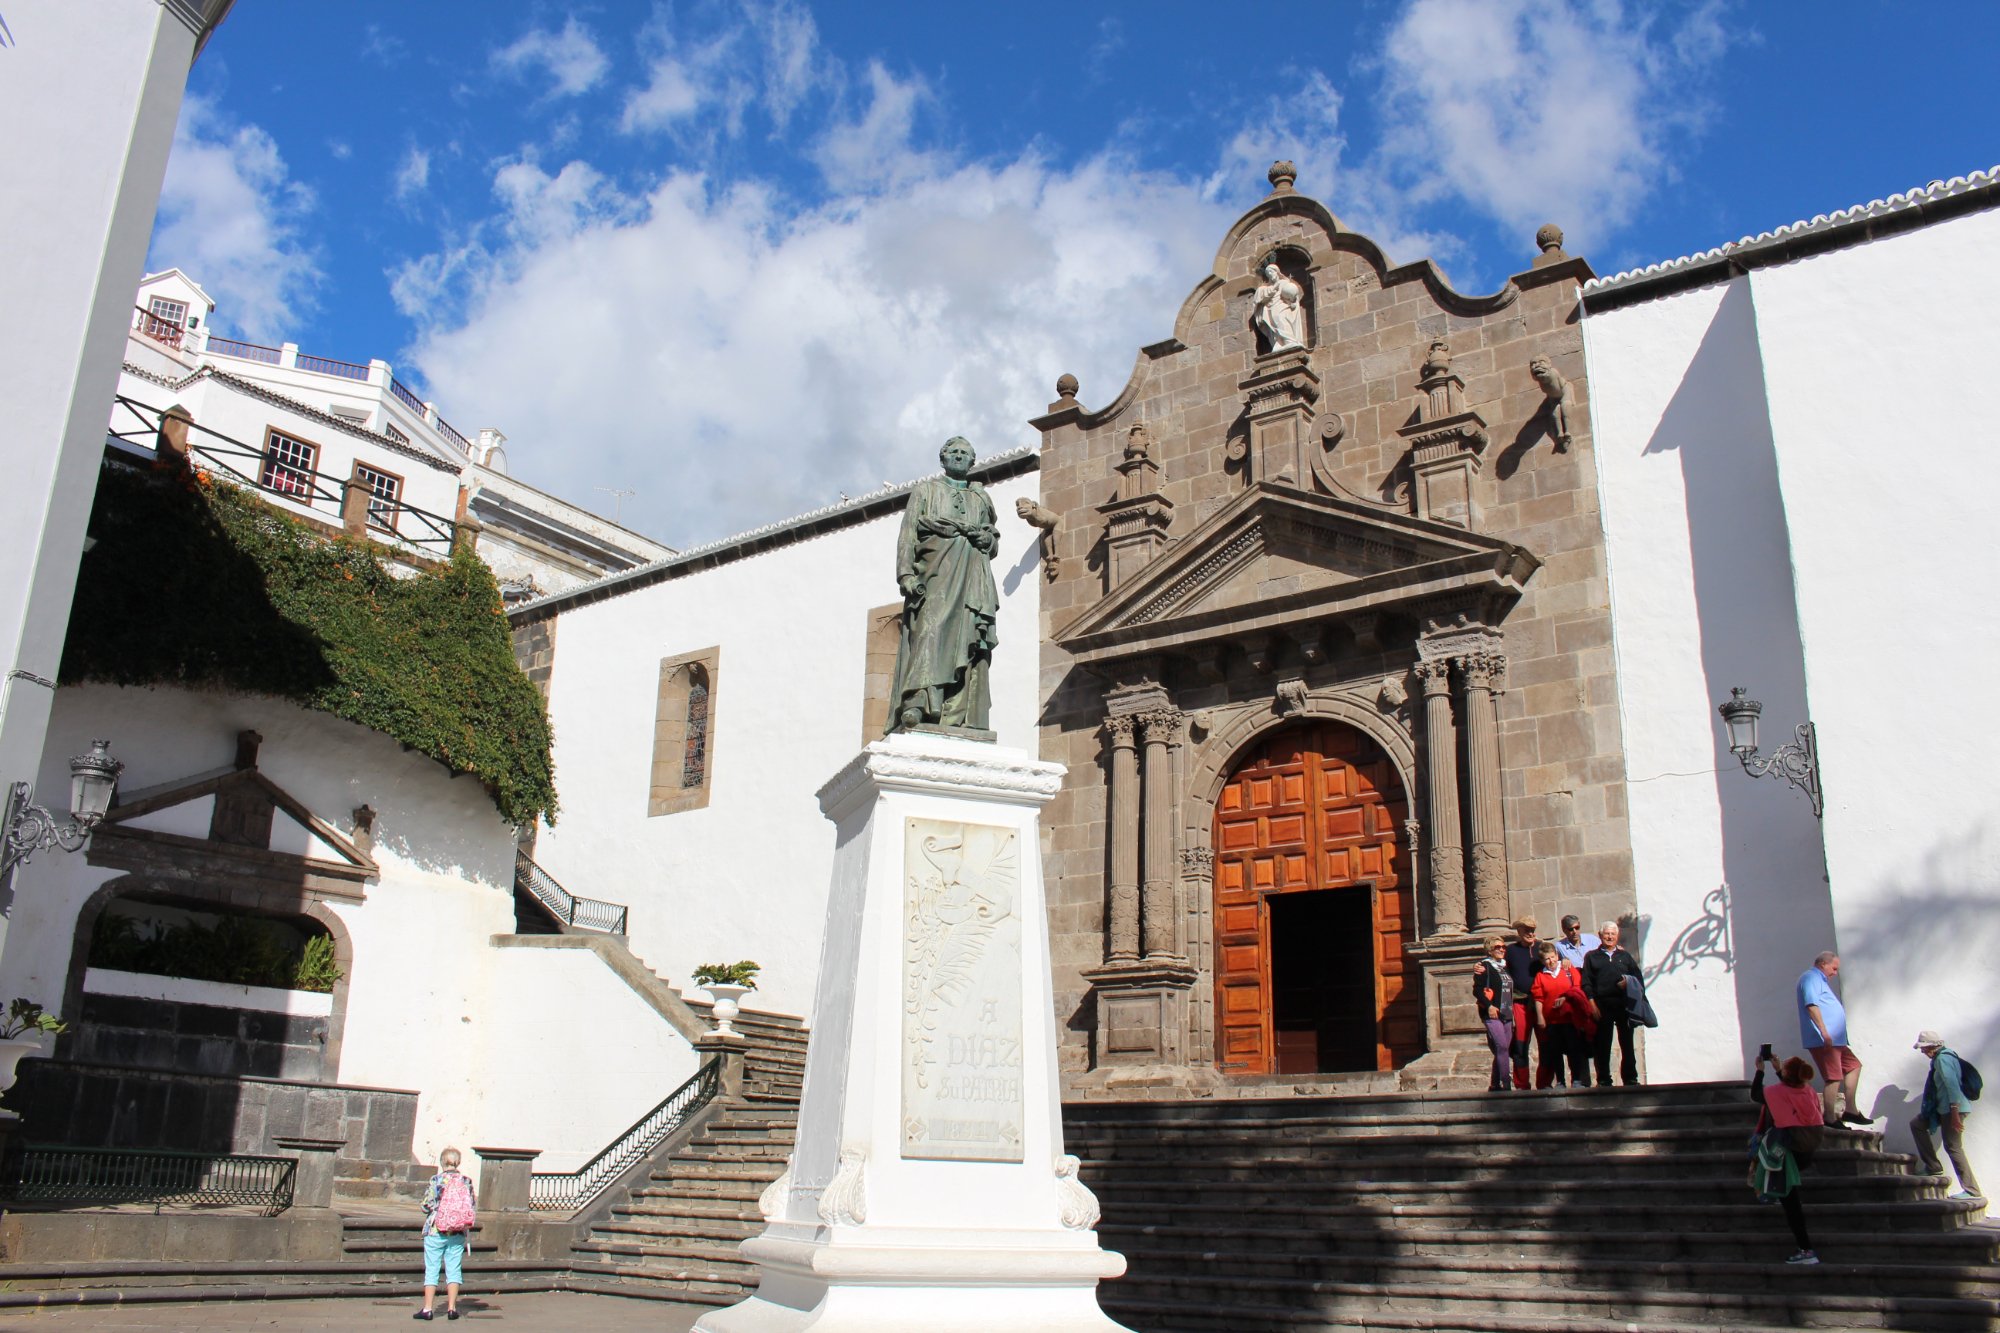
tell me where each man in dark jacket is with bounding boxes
[1502,917,1542,1090]
[1582,920,1643,1086]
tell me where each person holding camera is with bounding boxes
[1751,1045,1825,1265]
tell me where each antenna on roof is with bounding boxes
[594,486,635,524]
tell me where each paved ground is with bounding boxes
[0,1293,708,1331]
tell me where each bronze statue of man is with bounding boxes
[888,436,999,734]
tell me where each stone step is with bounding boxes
[565,1262,744,1304]
[611,1196,760,1222]
[1096,1294,1989,1333]
[1105,1248,2000,1298]
[572,1236,754,1272]
[1100,1220,2000,1268]
[0,1258,572,1295]
[1064,1108,1791,1143]
[1095,1271,2000,1332]
[1085,1171,1946,1207]
[1108,1194,1987,1234]
[653,1158,786,1180]
[1075,1147,1923,1181]
[598,1211,763,1242]
[0,1278,575,1312]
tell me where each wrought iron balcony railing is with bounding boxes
[107,393,461,557]
[529,1057,720,1213]
[515,851,629,935]
[0,1145,296,1215]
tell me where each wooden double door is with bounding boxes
[1212,722,1421,1076]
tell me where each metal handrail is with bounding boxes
[0,1144,295,1215]
[107,393,460,554]
[515,850,629,935]
[529,1058,720,1213]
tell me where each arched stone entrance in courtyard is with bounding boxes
[1212,720,1419,1076]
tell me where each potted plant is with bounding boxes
[692,961,760,1036]
[0,998,68,1096]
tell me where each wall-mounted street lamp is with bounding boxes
[1715,688,1822,819]
[2,739,123,876]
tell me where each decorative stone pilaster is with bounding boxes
[1459,650,1510,930]
[1413,660,1466,938]
[1104,714,1141,963]
[1237,350,1321,488]
[1397,340,1489,529]
[1099,424,1175,590]
[1137,707,1184,961]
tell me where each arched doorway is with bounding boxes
[1213,721,1420,1076]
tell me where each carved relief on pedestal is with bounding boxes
[759,1157,795,1221]
[1054,1154,1102,1230]
[817,1148,869,1226]
[1179,846,1215,879]
[1469,843,1507,904]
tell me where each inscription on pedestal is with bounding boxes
[901,816,1025,1163]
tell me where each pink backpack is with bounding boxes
[433,1171,476,1233]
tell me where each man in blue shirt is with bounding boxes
[1552,915,1600,970]
[1912,1030,1983,1201]
[1797,951,1870,1126]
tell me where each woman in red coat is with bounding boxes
[1529,941,1597,1089]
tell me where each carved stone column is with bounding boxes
[1460,650,1510,930]
[1414,660,1467,937]
[1105,714,1141,963]
[1138,708,1184,960]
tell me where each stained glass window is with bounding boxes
[682,670,709,788]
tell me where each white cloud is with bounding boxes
[493,17,610,98]
[618,1,828,138]
[1375,0,1731,247]
[811,62,942,192]
[151,94,320,343]
[327,139,353,161]
[395,152,1232,545]
[393,145,431,202]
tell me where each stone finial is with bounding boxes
[1267,160,1298,194]
[1421,339,1453,379]
[1055,372,1079,402]
[1536,223,1564,253]
[1124,423,1152,460]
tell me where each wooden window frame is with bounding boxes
[259,426,321,499]
[146,296,189,328]
[352,461,404,533]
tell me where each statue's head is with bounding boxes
[939,436,976,479]
[1014,496,1036,520]
[1529,356,1557,387]
[1262,262,1281,281]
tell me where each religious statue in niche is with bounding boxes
[1529,356,1573,451]
[888,436,1000,734]
[1252,260,1308,354]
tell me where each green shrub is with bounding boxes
[61,464,556,825]
[89,910,343,993]
[692,960,761,989]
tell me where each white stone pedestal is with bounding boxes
[695,732,1129,1332]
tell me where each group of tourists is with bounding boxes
[1747,951,1984,1266]
[1473,914,1654,1091]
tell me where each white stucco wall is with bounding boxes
[0,0,204,969]
[1750,207,2000,1167]
[531,470,1043,1020]
[1589,202,2000,1175]
[4,686,694,1167]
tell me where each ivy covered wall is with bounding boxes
[61,463,558,825]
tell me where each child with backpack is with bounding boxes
[417,1147,477,1321]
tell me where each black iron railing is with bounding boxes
[107,393,460,556]
[515,851,629,935]
[529,1058,720,1213]
[0,1145,295,1214]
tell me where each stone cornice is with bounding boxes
[816,737,1065,819]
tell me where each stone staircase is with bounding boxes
[565,1007,805,1305]
[1067,1083,2000,1333]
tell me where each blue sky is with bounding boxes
[154,1,2000,545]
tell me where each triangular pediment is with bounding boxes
[91,756,378,894]
[1055,483,1539,664]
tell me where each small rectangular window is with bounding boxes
[383,422,409,444]
[146,297,188,328]
[353,463,403,532]
[260,429,319,497]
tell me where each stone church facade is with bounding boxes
[1030,164,1634,1090]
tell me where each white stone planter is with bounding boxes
[704,983,752,1036]
[0,1036,46,1097]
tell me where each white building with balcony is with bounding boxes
[123,270,674,593]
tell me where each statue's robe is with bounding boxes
[888,476,999,732]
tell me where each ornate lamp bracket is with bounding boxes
[2,739,123,877]
[1716,688,1822,819]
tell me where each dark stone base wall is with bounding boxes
[10,1059,427,1202]
[69,992,328,1082]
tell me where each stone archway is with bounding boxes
[1208,719,1421,1076]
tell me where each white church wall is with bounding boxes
[1749,206,2000,1167]
[1584,276,1833,1083]
[2,685,690,1168]
[532,469,1043,1021]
